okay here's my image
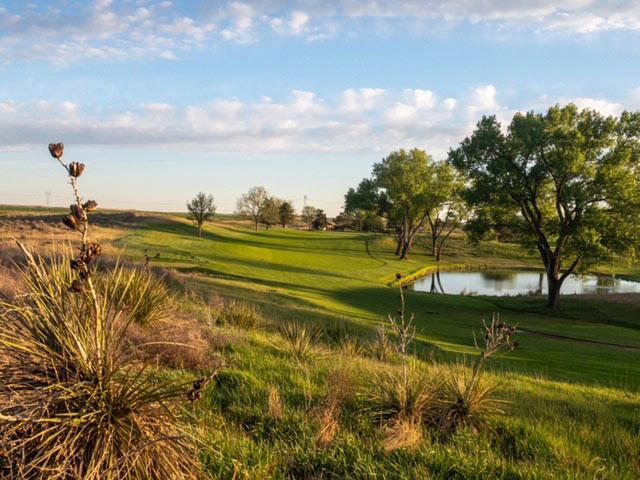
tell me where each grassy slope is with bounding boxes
[116,217,640,387]
[4,208,640,478]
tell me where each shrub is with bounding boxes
[436,314,518,435]
[274,321,324,364]
[104,264,171,326]
[221,299,263,329]
[0,249,200,479]
[436,362,503,434]
[366,361,438,424]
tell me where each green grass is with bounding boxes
[115,216,640,387]
[4,207,640,478]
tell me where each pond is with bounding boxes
[408,269,640,296]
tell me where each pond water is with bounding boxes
[408,270,640,296]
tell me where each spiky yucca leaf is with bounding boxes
[0,249,201,480]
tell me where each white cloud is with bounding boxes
[405,89,436,110]
[467,85,500,115]
[567,97,623,116]
[340,88,386,112]
[271,11,311,35]
[443,98,457,111]
[0,86,632,157]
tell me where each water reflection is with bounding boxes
[409,270,640,296]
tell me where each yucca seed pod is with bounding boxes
[48,142,64,159]
[83,200,98,211]
[62,214,79,230]
[69,279,85,293]
[68,162,85,177]
[70,204,86,220]
[81,243,102,263]
[70,258,87,271]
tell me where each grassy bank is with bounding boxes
[2,209,640,478]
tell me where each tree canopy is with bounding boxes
[301,205,317,230]
[261,196,282,229]
[373,148,438,259]
[449,104,640,307]
[279,201,295,228]
[236,186,269,231]
[186,192,216,238]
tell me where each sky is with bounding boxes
[1,1,640,215]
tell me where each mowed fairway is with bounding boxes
[119,216,640,387]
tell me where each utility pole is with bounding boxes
[303,195,307,208]
[45,191,51,206]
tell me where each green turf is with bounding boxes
[114,216,640,387]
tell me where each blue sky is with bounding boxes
[1,1,640,215]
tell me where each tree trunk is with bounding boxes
[546,269,561,309]
[400,236,414,260]
[255,221,259,231]
[394,226,403,255]
[198,224,202,238]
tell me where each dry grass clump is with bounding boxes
[313,366,357,448]
[367,361,439,426]
[381,418,424,451]
[220,298,263,329]
[268,386,284,419]
[436,362,502,434]
[125,313,227,370]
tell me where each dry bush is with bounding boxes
[435,314,517,435]
[125,313,227,370]
[363,322,393,362]
[0,143,207,479]
[220,299,263,329]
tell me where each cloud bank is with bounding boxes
[1,1,639,65]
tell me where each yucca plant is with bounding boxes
[106,265,170,326]
[274,321,324,365]
[436,313,518,435]
[366,361,439,425]
[437,362,503,434]
[0,143,202,479]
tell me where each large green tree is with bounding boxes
[424,163,468,261]
[450,104,640,308]
[186,192,216,238]
[373,148,438,259]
